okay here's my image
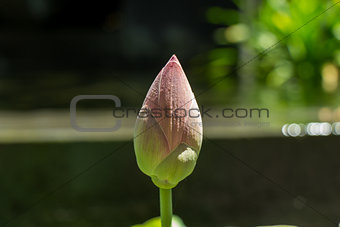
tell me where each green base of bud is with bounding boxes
[151,176,178,189]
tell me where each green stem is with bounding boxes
[160,188,172,227]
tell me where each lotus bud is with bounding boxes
[134,55,203,189]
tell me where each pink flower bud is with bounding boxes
[134,55,203,189]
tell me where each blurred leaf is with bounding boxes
[335,49,340,66]
[206,7,240,25]
[208,48,237,64]
[232,0,241,8]
[225,23,250,43]
[266,61,293,87]
[332,22,340,40]
[257,225,298,227]
[272,12,293,32]
[287,37,306,60]
[268,0,289,11]
[132,215,186,227]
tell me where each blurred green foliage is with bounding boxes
[131,215,186,227]
[204,0,340,107]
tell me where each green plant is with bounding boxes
[205,0,340,107]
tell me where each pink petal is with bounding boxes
[134,105,170,175]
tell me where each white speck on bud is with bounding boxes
[177,148,197,163]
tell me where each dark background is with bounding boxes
[1,138,339,226]
[0,0,235,110]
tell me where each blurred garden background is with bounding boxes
[0,0,340,226]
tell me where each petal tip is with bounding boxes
[169,54,179,62]
[164,54,182,70]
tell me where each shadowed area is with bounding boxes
[0,137,339,226]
